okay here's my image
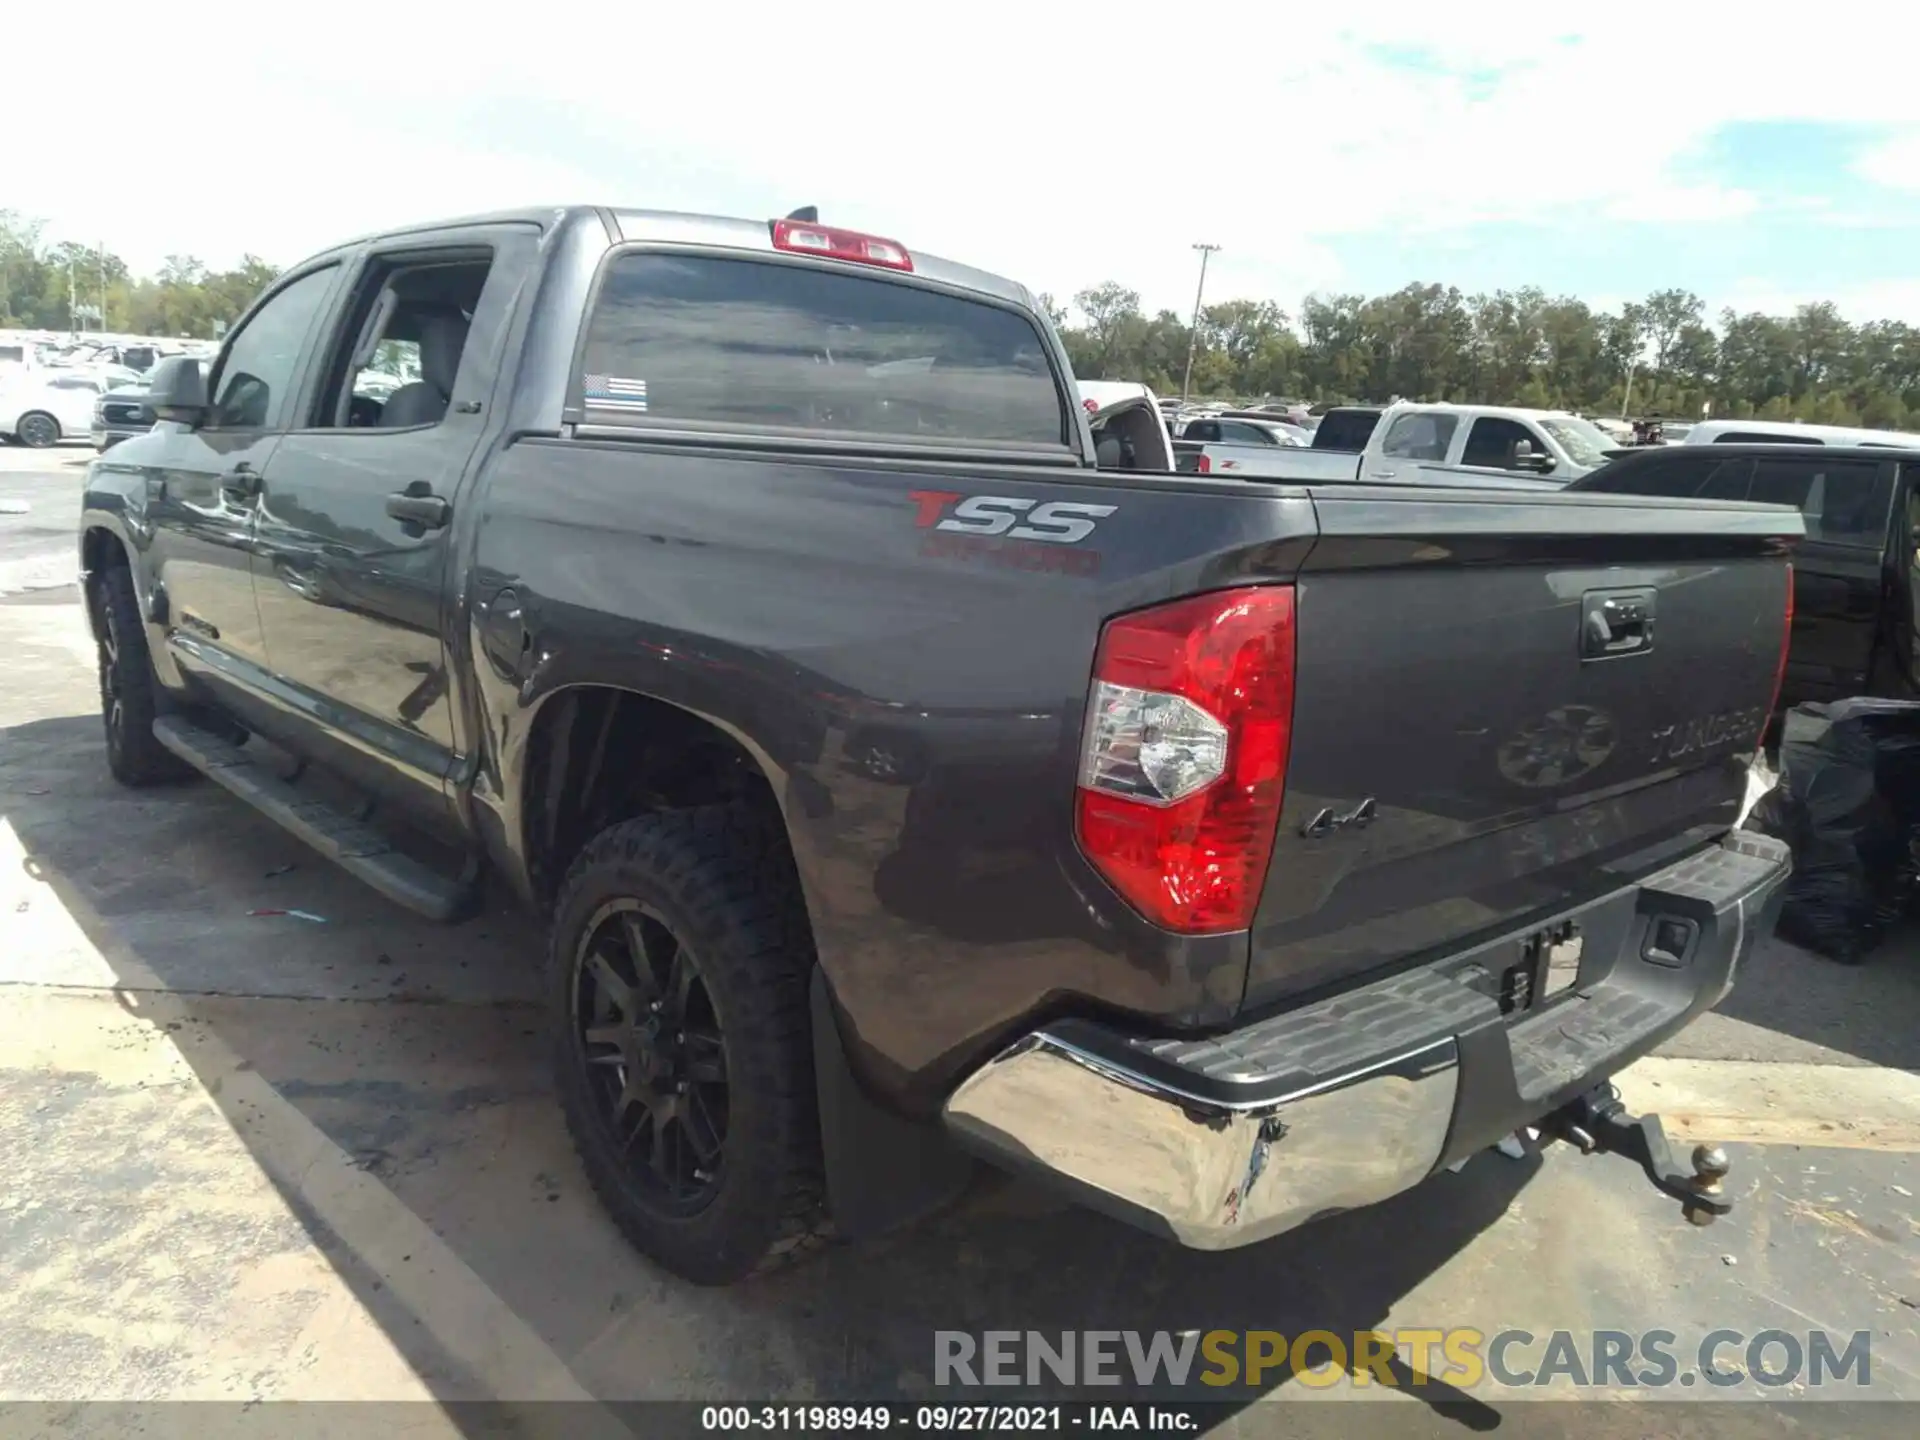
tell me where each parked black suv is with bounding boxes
[1570,442,1920,710]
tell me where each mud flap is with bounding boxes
[810,969,977,1240]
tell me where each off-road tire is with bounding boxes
[93,565,194,786]
[549,806,831,1284]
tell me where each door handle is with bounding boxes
[221,463,261,503]
[1582,588,1658,659]
[386,486,451,529]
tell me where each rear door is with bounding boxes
[45,375,105,436]
[1899,469,1920,691]
[1246,488,1795,1008]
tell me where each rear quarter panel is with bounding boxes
[464,438,1317,1106]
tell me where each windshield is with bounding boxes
[1538,416,1616,468]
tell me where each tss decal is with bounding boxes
[909,490,1116,545]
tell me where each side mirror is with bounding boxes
[147,354,210,426]
[1512,441,1557,473]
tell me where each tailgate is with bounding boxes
[1244,489,1798,1010]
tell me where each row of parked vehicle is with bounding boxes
[0,333,219,449]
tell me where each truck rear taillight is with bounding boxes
[1194,453,1211,474]
[771,218,913,272]
[1766,563,1794,720]
[1075,586,1296,934]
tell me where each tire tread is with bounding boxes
[549,805,832,1283]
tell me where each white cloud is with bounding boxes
[1711,279,1920,326]
[9,1,1920,314]
[1601,186,1760,226]
[1854,131,1920,190]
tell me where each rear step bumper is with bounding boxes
[941,830,1791,1250]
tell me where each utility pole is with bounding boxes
[1621,361,1635,419]
[98,240,108,334]
[1180,242,1221,404]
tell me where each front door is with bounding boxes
[247,229,533,828]
[143,263,343,704]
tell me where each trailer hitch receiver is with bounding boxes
[1539,1082,1732,1226]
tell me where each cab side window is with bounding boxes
[308,251,497,430]
[208,266,339,429]
[1380,412,1457,461]
[1587,455,1752,499]
[1754,458,1889,545]
[1462,417,1533,468]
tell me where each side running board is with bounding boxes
[152,715,481,923]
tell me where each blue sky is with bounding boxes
[13,3,1920,329]
[1324,120,1920,318]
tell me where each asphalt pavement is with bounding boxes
[1,527,1917,1434]
[0,444,87,598]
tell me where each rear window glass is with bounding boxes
[1714,430,1820,445]
[1578,455,1753,499]
[576,252,1067,448]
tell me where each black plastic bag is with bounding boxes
[1743,698,1920,963]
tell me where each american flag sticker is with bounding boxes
[583,374,649,412]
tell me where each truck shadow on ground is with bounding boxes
[1697,924,1920,1073]
[7,710,1530,1424]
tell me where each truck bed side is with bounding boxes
[464,440,1317,1106]
[466,439,1796,1108]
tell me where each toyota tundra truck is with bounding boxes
[79,203,1797,1285]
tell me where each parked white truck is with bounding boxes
[1191,402,1617,489]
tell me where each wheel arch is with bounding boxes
[517,681,800,910]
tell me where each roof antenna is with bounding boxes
[785,206,819,223]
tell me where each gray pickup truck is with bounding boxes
[79,203,1796,1284]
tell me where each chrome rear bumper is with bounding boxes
[941,830,1790,1251]
[944,1030,1460,1249]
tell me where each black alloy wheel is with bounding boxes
[573,900,731,1211]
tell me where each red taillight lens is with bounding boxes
[771,218,913,271]
[1075,586,1297,934]
[1194,453,1211,474]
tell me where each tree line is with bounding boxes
[1046,281,1920,429]
[1,211,277,342]
[10,205,1917,428]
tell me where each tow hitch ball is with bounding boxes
[1538,1082,1733,1226]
